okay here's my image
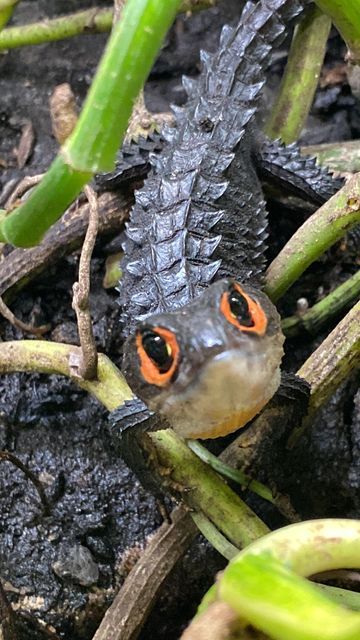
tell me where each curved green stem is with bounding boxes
[149,429,269,549]
[0,0,18,31]
[265,173,360,302]
[266,6,331,143]
[0,0,182,247]
[314,0,360,64]
[0,1,214,50]
[0,339,268,553]
[282,270,360,337]
[294,299,360,428]
[0,8,112,47]
[200,520,360,640]
[187,439,275,504]
[0,340,132,410]
[190,511,239,560]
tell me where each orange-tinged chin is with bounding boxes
[184,399,267,440]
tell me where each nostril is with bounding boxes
[196,324,226,352]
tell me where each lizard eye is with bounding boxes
[228,289,254,327]
[136,326,180,386]
[220,283,268,335]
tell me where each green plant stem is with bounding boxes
[265,6,331,143]
[0,0,182,247]
[149,430,269,549]
[190,512,239,560]
[189,520,360,640]
[314,1,360,64]
[236,519,360,579]
[302,140,360,174]
[187,439,276,504]
[0,339,269,543]
[0,7,111,45]
[0,0,17,31]
[264,172,360,302]
[295,299,360,423]
[0,339,270,555]
[317,585,360,612]
[0,1,215,50]
[218,519,360,640]
[281,270,360,337]
[0,340,132,410]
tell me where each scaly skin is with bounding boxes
[111,1,337,472]
[119,0,318,335]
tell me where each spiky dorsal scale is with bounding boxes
[119,0,312,334]
[182,74,198,96]
[257,137,344,205]
[219,23,235,48]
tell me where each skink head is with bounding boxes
[122,279,284,439]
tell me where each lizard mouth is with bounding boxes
[149,341,283,439]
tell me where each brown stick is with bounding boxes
[71,185,99,380]
[92,507,197,640]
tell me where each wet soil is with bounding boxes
[0,1,359,639]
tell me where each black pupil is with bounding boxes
[141,330,173,372]
[229,290,254,327]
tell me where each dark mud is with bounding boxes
[0,1,359,639]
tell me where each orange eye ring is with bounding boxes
[220,282,267,335]
[136,326,180,387]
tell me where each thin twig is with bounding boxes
[0,295,50,335]
[0,450,51,514]
[71,185,98,380]
[92,507,197,640]
[5,173,44,210]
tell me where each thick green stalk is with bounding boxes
[0,158,92,246]
[297,300,360,419]
[0,0,182,247]
[282,270,360,337]
[0,339,269,553]
[302,140,360,174]
[265,173,360,302]
[314,0,360,63]
[0,340,132,410]
[265,6,331,143]
[149,430,269,549]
